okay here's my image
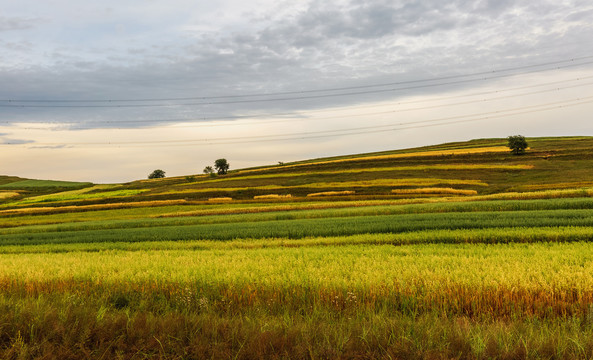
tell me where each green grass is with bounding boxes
[0,179,92,189]
[3,208,593,245]
[3,136,593,359]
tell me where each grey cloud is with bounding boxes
[1,0,592,130]
[0,16,39,32]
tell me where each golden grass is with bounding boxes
[464,188,593,201]
[253,194,292,200]
[208,197,233,202]
[0,192,19,199]
[391,188,478,196]
[240,146,510,174]
[307,191,355,197]
[515,182,593,191]
[0,199,192,216]
[306,179,488,188]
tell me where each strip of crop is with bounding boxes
[391,188,478,195]
[15,189,149,205]
[3,209,593,245]
[155,178,488,196]
[4,197,593,233]
[3,197,593,229]
[184,164,532,185]
[0,192,19,199]
[1,226,592,254]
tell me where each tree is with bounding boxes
[507,135,528,155]
[148,169,165,179]
[203,166,214,175]
[214,158,230,175]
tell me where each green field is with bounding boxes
[3,136,593,359]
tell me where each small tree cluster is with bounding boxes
[203,159,230,176]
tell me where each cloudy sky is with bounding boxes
[1,0,593,182]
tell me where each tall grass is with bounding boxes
[2,242,593,318]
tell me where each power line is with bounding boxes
[7,95,593,147]
[138,98,593,147]
[2,56,593,108]
[6,76,593,130]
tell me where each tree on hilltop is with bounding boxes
[148,169,166,179]
[214,159,230,175]
[507,135,528,155]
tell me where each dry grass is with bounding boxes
[307,191,355,197]
[0,199,192,216]
[208,197,233,202]
[0,191,19,199]
[464,188,593,201]
[253,194,292,200]
[391,188,478,196]
[515,182,593,191]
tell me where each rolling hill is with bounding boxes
[2,136,593,359]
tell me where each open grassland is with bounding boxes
[3,136,593,359]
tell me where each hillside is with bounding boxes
[2,136,593,359]
[2,136,592,209]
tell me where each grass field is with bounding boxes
[2,136,593,359]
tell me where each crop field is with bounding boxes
[2,136,593,359]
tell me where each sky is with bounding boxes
[1,0,593,183]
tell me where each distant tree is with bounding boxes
[148,169,165,179]
[203,166,214,175]
[507,135,528,155]
[214,158,230,175]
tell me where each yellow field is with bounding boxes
[0,191,19,199]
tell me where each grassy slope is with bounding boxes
[3,136,593,359]
[3,136,593,209]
